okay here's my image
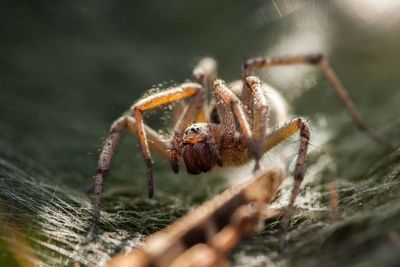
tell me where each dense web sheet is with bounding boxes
[0,146,188,266]
[1,135,400,266]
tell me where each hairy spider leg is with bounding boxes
[88,116,169,240]
[132,83,202,198]
[173,57,219,124]
[194,57,218,122]
[90,82,203,239]
[243,76,269,171]
[193,57,218,90]
[241,54,392,148]
[242,54,392,251]
[214,91,236,145]
[170,58,217,125]
[90,64,211,239]
[213,80,261,169]
[258,117,310,252]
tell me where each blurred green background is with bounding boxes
[1,1,400,266]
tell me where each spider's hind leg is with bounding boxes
[241,54,393,148]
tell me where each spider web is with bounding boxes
[0,145,191,266]
[1,127,400,267]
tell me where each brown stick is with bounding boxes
[105,169,283,267]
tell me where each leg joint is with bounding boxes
[110,116,128,133]
[132,105,141,113]
[294,169,305,182]
[296,118,310,140]
[96,167,109,176]
[241,57,265,77]
[306,54,324,64]
[144,157,153,166]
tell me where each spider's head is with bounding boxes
[180,123,223,175]
[182,123,209,144]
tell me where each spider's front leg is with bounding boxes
[242,76,270,171]
[132,83,203,197]
[88,115,169,240]
[213,80,263,170]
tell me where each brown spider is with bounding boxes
[88,54,391,241]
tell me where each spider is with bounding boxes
[88,54,391,241]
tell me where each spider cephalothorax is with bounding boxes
[88,55,391,241]
[180,123,223,175]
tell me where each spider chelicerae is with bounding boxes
[88,54,391,241]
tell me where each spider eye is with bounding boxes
[191,128,199,133]
[185,127,199,135]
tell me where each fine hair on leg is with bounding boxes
[241,54,392,148]
[131,83,202,198]
[88,115,169,240]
